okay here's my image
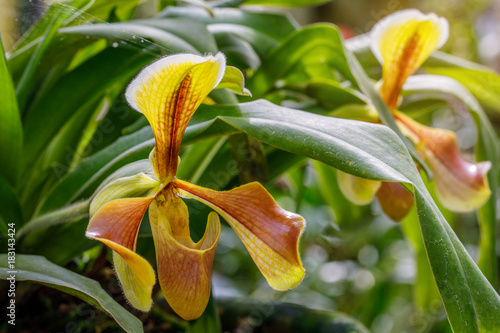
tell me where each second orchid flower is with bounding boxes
[338,9,491,219]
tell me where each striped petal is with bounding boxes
[370,9,448,109]
[396,111,491,212]
[125,53,226,182]
[149,197,220,320]
[337,170,382,205]
[376,182,414,221]
[174,179,305,291]
[86,197,156,311]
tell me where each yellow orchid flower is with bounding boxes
[337,9,490,218]
[85,53,306,320]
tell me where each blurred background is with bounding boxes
[1,1,499,332]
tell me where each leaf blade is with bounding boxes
[0,254,144,333]
[0,40,22,186]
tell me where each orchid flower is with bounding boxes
[338,9,491,218]
[86,53,305,320]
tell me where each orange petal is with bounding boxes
[396,112,491,212]
[174,179,305,291]
[149,199,220,320]
[87,198,153,249]
[125,53,226,182]
[86,198,156,311]
[370,9,448,109]
[337,170,382,205]
[376,182,414,221]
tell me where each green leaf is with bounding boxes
[216,66,251,96]
[59,22,200,54]
[84,0,142,21]
[20,218,92,265]
[207,23,280,56]
[425,51,496,72]
[425,66,500,113]
[20,97,105,215]
[159,6,299,58]
[329,104,379,122]
[69,96,113,169]
[131,18,219,53]
[159,6,299,42]
[213,33,261,70]
[8,34,95,89]
[0,177,23,235]
[0,254,143,333]
[244,0,330,6]
[415,190,500,332]
[0,40,22,186]
[247,24,355,99]
[403,74,500,288]
[212,101,411,181]
[306,78,366,110]
[401,207,442,312]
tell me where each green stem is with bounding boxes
[16,200,90,239]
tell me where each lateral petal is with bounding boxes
[337,170,382,205]
[175,179,305,291]
[87,198,153,249]
[86,198,156,311]
[370,9,448,109]
[149,200,220,320]
[125,53,226,182]
[102,239,156,312]
[396,112,491,212]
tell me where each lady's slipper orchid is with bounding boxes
[86,53,305,320]
[337,9,490,218]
